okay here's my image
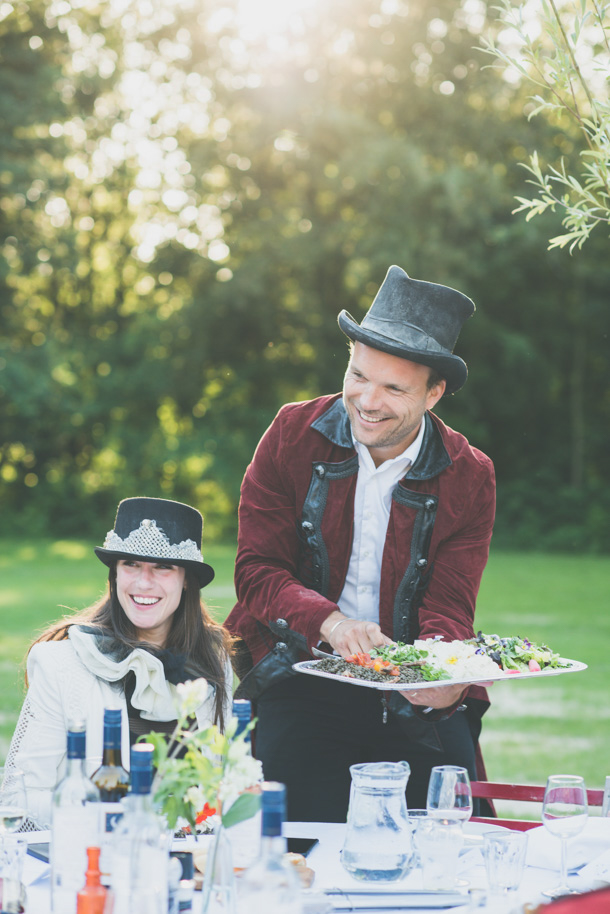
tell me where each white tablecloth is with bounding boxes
[21,819,610,913]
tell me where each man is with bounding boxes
[226,265,495,821]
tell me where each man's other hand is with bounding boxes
[399,682,466,709]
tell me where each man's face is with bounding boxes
[343,342,445,467]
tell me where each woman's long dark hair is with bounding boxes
[31,565,233,729]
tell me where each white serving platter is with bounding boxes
[292,658,587,691]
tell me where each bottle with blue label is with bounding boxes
[90,708,130,885]
[237,782,302,914]
[111,743,169,914]
[225,699,262,871]
[51,723,101,914]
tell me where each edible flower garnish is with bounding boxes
[346,652,401,676]
[467,632,568,672]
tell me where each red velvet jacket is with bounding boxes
[226,394,495,710]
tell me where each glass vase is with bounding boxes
[201,824,237,914]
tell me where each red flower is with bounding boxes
[196,803,217,824]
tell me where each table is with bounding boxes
[20,819,610,913]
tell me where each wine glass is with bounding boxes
[0,768,26,838]
[426,766,473,825]
[542,774,588,898]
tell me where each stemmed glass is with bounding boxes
[427,765,473,824]
[0,768,26,839]
[426,766,472,888]
[542,774,588,898]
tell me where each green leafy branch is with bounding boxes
[481,0,610,251]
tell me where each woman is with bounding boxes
[4,496,233,829]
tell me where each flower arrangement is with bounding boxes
[145,678,263,835]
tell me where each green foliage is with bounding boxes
[481,0,610,251]
[1,0,609,548]
[494,476,610,552]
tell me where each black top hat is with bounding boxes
[338,265,475,394]
[94,497,215,588]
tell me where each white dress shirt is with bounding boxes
[337,419,426,625]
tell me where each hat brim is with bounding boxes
[338,311,467,394]
[94,547,215,589]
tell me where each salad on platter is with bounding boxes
[304,632,574,687]
[464,631,568,674]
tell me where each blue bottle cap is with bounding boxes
[261,781,286,836]
[232,699,251,719]
[103,709,122,749]
[232,699,252,737]
[130,743,154,794]
[67,726,87,760]
[104,708,122,726]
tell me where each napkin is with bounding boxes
[525,819,610,872]
[579,847,610,886]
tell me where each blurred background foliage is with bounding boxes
[1,0,609,549]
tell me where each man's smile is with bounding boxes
[356,409,389,425]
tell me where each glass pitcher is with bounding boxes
[341,761,413,882]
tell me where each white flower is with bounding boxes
[185,785,206,810]
[415,639,501,680]
[218,755,263,809]
[175,678,209,715]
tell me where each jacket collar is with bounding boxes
[310,397,451,480]
[311,397,353,447]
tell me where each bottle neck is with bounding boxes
[85,864,102,887]
[234,721,252,752]
[126,790,154,813]
[259,834,287,859]
[101,746,123,767]
[66,756,87,778]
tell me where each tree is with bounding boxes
[481,0,610,251]
[2,0,609,549]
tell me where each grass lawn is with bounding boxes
[474,551,610,813]
[1,540,609,809]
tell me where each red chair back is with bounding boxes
[470,781,603,831]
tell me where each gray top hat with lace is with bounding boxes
[338,265,475,394]
[94,497,214,588]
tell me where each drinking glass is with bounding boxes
[426,766,473,824]
[407,809,428,870]
[416,817,464,890]
[0,768,26,838]
[483,830,528,895]
[541,774,588,898]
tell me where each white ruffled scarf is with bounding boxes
[68,626,180,721]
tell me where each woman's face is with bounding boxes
[116,559,186,647]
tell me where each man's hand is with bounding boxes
[400,682,466,709]
[401,680,493,710]
[320,612,393,658]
